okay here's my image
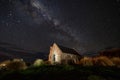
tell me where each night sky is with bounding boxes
[0,0,120,53]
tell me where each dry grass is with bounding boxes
[111,57,120,67]
[79,56,116,67]
[93,56,114,66]
[79,57,93,66]
[6,60,27,70]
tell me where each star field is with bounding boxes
[0,0,120,53]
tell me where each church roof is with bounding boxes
[57,44,81,56]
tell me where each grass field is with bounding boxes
[0,65,120,80]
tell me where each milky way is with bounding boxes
[20,0,83,51]
[0,0,120,53]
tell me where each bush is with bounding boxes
[6,60,27,70]
[0,60,11,70]
[111,57,120,67]
[44,61,51,65]
[79,57,93,66]
[33,59,44,67]
[93,56,114,66]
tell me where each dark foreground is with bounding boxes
[0,65,120,80]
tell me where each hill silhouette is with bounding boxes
[0,42,47,62]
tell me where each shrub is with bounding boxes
[6,60,27,70]
[33,59,44,67]
[111,57,120,67]
[79,57,93,66]
[0,60,11,70]
[44,61,51,65]
[93,56,114,66]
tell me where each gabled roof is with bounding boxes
[54,43,81,56]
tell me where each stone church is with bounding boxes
[48,43,82,64]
